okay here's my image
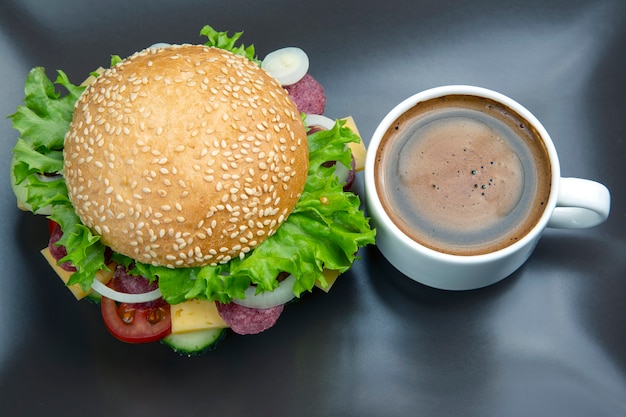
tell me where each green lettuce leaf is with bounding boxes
[51,205,109,292]
[9,68,81,213]
[9,66,109,292]
[12,139,64,180]
[11,68,84,150]
[200,24,260,64]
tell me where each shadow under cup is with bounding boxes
[365,86,560,290]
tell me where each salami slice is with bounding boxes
[284,74,326,115]
[216,302,284,335]
[48,223,77,272]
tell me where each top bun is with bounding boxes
[64,45,309,268]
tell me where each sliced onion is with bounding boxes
[305,114,336,130]
[91,279,163,304]
[231,274,297,309]
[262,47,309,86]
[334,160,351,184]
[148,42,172,50]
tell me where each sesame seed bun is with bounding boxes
[63,45,309,268]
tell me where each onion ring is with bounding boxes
[231,274,296,309]
[262,47,309,86]
[305,114,336,130]
[91,279,163,304]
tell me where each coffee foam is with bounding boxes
[375,95,551,255]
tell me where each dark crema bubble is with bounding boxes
[375,95,551,256]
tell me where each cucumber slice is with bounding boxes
[162,328,226,355]
[85,292,102,304]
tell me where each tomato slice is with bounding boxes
[101,297,172,344]
[100,266,171,344]
[48,220,58,236]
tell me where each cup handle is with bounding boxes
[547,177,611,229]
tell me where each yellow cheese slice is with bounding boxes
[314,268,342,293]
[341,116,367,172]
[170,299,229,334]
[40,247,114,300]
[17,200,30,212]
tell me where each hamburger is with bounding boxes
[9,25,375,353]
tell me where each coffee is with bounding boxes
[374,95,552,256]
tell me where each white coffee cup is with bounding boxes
[364,85,611,290]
